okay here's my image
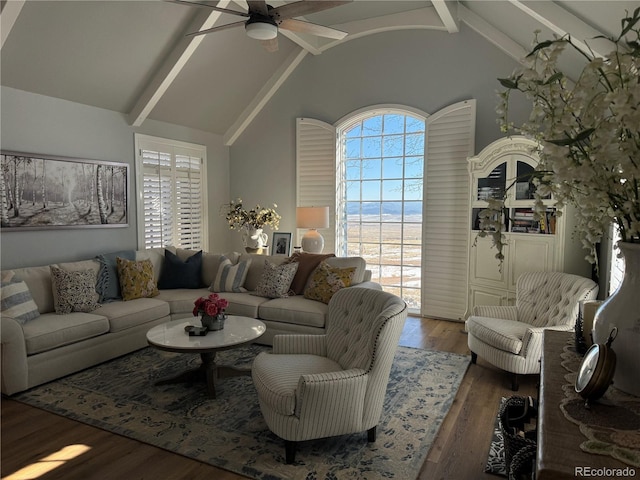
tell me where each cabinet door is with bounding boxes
[508,235,556,290]
[471,235,509,289]
[470,285,513,309]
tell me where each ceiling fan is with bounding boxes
[170,0,351,51]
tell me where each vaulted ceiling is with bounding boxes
[1,1,635,145]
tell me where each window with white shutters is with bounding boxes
[134,134,207,250]
[296,100,476,320]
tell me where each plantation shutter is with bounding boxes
[135,134,207,250]
[296,118,337,254]
[422,99,476,320]
[174,151,204,249]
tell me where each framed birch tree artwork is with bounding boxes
[1,151,128,230]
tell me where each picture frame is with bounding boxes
[272,232,292,256]
[1,150,128,230]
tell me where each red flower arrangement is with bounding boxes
[193,293,228,317]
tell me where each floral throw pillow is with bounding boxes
[253,260,299,299]
[116,257,159,301]
[50,266,101,314]
[304,261,356,304]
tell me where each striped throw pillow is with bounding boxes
[1,279,40,324]
[210,257,251,293]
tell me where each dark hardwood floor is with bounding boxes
[1,316,538,480]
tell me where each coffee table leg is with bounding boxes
[201,352,217,399]
[155,350,250,399]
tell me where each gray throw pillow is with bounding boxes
[96,250,135,301]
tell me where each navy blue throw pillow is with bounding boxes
[158,250,203,289]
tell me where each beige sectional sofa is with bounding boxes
[1,248,379,395]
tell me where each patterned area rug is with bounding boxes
[14,345,470,480]
[485,398,507,477]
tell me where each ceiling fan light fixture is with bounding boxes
[245,16,278,40]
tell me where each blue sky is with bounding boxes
[343,113,425,209]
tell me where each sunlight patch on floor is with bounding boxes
[4,444,91,480]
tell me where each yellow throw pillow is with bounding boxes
[304,261,356,304]
[116,257,159,301]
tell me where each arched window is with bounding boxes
[336,109,425,311]
[297,100,476,320]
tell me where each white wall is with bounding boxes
[229,26,531,241]
[0,86,231,269]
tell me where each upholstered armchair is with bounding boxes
[466,271,598,391]
[251,287,408,464]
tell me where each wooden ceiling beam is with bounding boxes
[458,4,527,63]
[223,47,308,146]
[508,0,608,58]
[127,1,234,127]
[1,0,25,50]
[432,0,459,33]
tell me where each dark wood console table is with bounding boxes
[537,330,636,479]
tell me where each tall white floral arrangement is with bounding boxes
[481,8,640,268]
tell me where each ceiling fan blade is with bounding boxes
[166,0,249,18]
[247,0,269,16]
[186,20,246,37]
[272,1,352,20]
[280,18,347,40]
[261,37,279,52]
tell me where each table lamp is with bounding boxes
[296,206,329,253]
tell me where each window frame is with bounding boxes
[336,108,426,313]
[134,133,208,250]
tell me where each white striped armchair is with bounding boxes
[466,271,598,390]
[251,287,408,464]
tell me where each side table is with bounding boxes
[537,330,639,478]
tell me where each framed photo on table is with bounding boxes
[272,232,292,256]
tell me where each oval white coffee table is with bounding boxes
[146,316,266,398]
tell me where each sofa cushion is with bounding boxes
[258,296,328,328]
[158,249,203,289]
[5,265,53,314]
[211,257,251,293]
[175,249,241,287]
[1,279,40,323]
[466,316,530,355]
[217,292,271,318]
[284,252,335,295]
[50,266,101,314]
[155,287,211,316]
[242,254,288,291]
[304,261,356,304]
[253,260,299,299]
[96,250,136,301]
[135,248,166,284]
[96,297,170,332]
[117,258,159,301]
[22,312,110,355]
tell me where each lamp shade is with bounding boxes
[296,206,329,229]
[297,206,330,253]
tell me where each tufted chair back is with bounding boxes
[515,271,599,328]
[325,287,407,371]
